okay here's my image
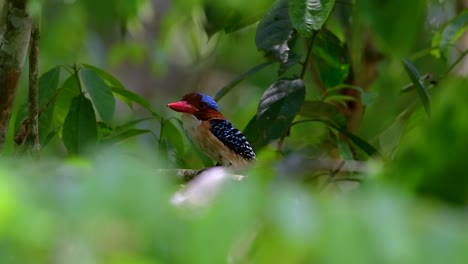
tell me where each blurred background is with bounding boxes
[0,0,467,263]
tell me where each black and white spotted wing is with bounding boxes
[209,119,256,160]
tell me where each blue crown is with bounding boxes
[197,93,220,111]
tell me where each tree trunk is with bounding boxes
[0,0,31,148]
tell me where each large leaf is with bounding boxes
[312,29,349,87]
[403,58,431,117]
[62,95,98,154]
[257,78,306,141]
[256,0,294,64]
[289,0,336,36]
[79,68,116,123]
[437,10,468,60]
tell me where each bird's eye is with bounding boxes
[198,103,205,109]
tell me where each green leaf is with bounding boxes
[215,61,272,101]
[312,29,349,87]
[161,119,185,156]
[79,68,116,123]
[82,64,133,109]
[297,100,378,156]
[37,66,61,143]
[112,117,154,133]
[82,64,125,89]
[324,120,379,156]
[337,137,354,160]
[102,129,151,145]
[62,94,98,154]
[14,66,61,144]
[403,58,431,117]
[242,114,267,152]
[111,87,159,117]
[256,0,294,64]
[54,75,82,128]
[289,0,336,36]
[438,10,468,60]
[257,78,306,142]
[100,117,154,144]
[203,0,272,36]
[299,100,346,128]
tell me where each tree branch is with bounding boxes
[0,0,31,148]
[26,16,40,154]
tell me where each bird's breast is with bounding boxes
[181,114,250,168]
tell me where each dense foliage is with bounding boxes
[0,0,467,263]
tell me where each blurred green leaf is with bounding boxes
[327,121,378,157]
[62,94,97,154]
[258,78,305,141]
[358,0,426,56]
[80,68,116,123]
[436,10,468,60]
[256,0,294,63]
[403,58,431,117]
[111,87,159,117]
[100,117,153,144]
[102,129,151,145]
[215,61,272,101]
[299,100,346,128]
[296,100,378,155]
[337,137,354,160]
[203,0,272,36]
[317,120,380,156]
[386,78,468,205]
[312,29,349,87]
[289,0,336,36]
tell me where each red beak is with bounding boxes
[167,100,197,114]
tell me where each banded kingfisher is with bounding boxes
[167,93,256,168]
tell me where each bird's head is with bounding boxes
[167,93,224,120]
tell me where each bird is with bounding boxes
[167,93,256,168]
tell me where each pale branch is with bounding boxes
[0,0,31,148]
[157,168,245,182]
[170,167,241,208]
